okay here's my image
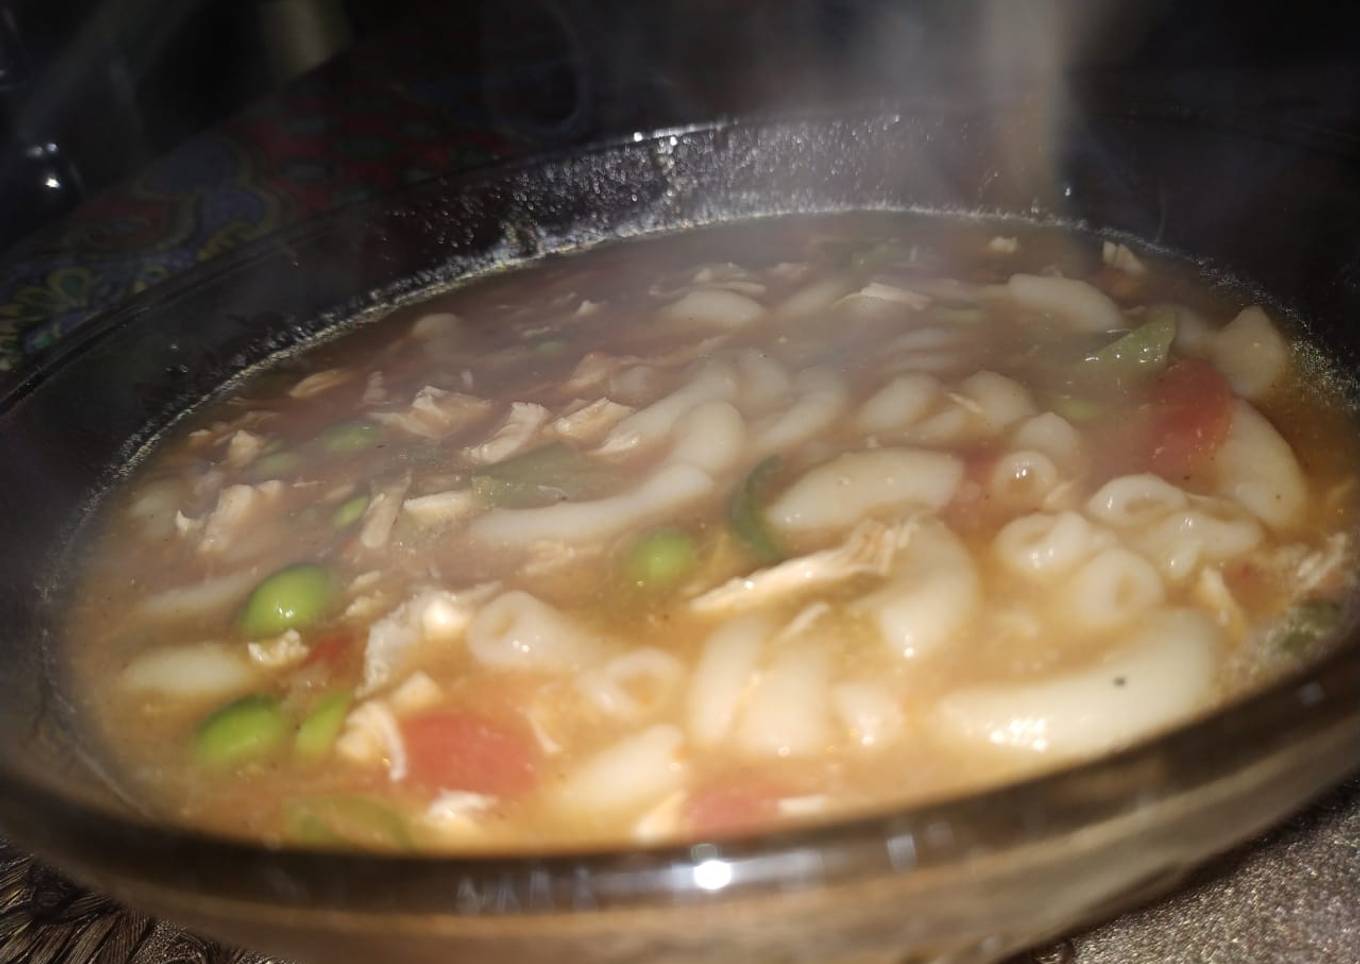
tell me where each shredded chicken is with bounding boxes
[839,282,931,310]
[361,371,387,406]
[359,584,499,694]
[1194,567,1248,640]
[246,629,308,669]
[463,402,549,465]
[401,489,480,527]
[370,386,492,439]
[174,510,202,538]
[289,368,352,399]
[563,352,641,395]
[689,519,911,615]
[357,474,412,550]
[388,670,442,714]
[335,701,407,780]
[1102,241,1147,276]
[197,481,284,555]
[987,236,1020,254]
[550,397,634,444]
[422,790,496,836]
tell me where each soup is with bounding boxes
[66,214,1359,852]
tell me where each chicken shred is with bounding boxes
[463,402,549,465]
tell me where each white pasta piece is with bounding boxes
[1007,273,1123,332]
[1063,547,1166,632]
[853,373,940,435]
[1214,400,1307,530]
[857,520,979,659]
[656,288,766,329]
[224,430,265,469]
[955,371,1037,433]
[631,791,686,843]
[751,368,850,456]
[557,724,687,815]
[288,368,352,399]
[734,645,832,758]
[462,402,549,465]
[687,614,772,747]
[370,386,493,439]
[831,680,905,749]
[549,397,634,443]
[898,401,975,444]
[466,590,601,671]
[198,481,284,555]
[470,463,713,547]
[410,312,459,340]
[1086,474,1188,528]
[1011,412,1083,469]
[1168,305,1215,356]
[933,608,1218,757]
[247,630,308,669]
[1132,500,1263,583]
[576,647,686,721]
[994,511,1104,581]
[595,361,738,458]
[1210,306,1288,400]
[401,490,480,527]
[665,401,746,476]
[988,236,1020,254]
[136,568,263,622]
[120,642,255,700]
[735,349,793,413]
[988,450,1060,510]
[336,700,407,781]
[388,671,443,715]
[358,474,411,550]
[1101,241,1147,276]
[767,448,962,534]
[885,351,969,376]
[773,275,858,319]
[689,519,907,615]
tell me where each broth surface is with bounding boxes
[67,213,1360,851]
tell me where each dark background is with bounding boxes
[2,0,1359,254]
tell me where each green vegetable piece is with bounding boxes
[625,528,699,590]
[1275,599,1344,654]
[729,456,785,564]
[472,442,613,507]
[240,563,336,637]
[284,795,411,850]
[332,493,370,529]
[194,695,287,767]
[534,338,568,355]
[1045,393,1107,423]
[295,690,352,762]
[318,421,380,454]
[1086,310,1177,384]
[251,450,303,480]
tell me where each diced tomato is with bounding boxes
[684,776,795,838]
[303,631,353,669]
[401,711,539,797]
[1145,358,1234,479]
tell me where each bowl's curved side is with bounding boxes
[1,111,1359,964]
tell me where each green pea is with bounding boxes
[194,694,287,767]
[318,421,380,454]
[295,690,352,762]
[332,494,369,529]
[625,528,699,589]
[251,450,303,480]
[240,563,335,637]
[1045,393,1106,424]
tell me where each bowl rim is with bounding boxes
[2,110,1359,914]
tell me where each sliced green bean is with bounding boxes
[728,456,784,564]
[332,493,370,529]
[1084,309,1177,385]
[1274,599,1344,654]
[240,563,335,637]
[251,451,303,480]
[318,421,381,454]
[294,690,352,762]
[284,795,411,850]
[625,528,699,590]
[194,694,287,767]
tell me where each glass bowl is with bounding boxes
[2,110,1358,964]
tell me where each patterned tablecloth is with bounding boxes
[0,14,1358,964]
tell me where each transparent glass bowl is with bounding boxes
[2,111,1358,964]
